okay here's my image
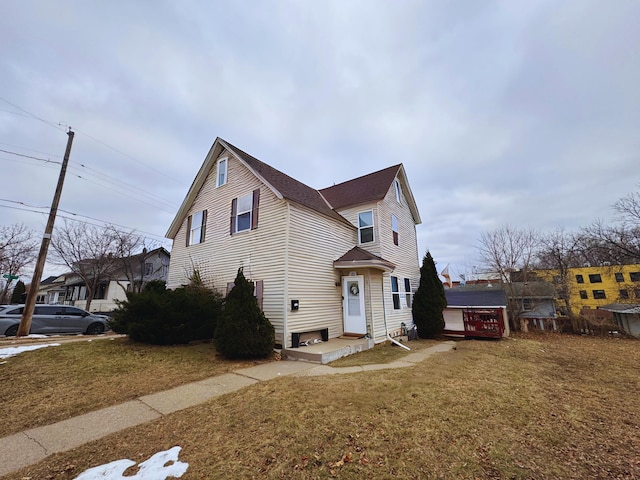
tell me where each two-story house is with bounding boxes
[37,247,170,313]
[166,138,422,349]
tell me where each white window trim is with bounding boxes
[404,277,412,308]
[216,157,228,187]
[391,276,400,310]
[235,193,253,233]
[188,210,206,246]
[358,210,374,244]
[394,179,402,203]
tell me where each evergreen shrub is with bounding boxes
[412,251,447,338]
[110,279,222,345]
[215,268,275,358]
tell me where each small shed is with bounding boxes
[443,286,510,338]
[598,303,640,338]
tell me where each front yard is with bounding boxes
[2,333,640,479]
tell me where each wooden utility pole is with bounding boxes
[17,129,74,336]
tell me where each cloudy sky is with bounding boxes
[1,0,639,281]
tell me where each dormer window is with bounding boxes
[394,179,401,202]
[217,158,228,187]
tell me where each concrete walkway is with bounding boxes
[0,341,456,477]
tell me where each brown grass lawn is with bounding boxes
[3,334,640,479]
[0,336,273,438]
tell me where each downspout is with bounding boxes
[381,274,410,351]
[282,203,290,349]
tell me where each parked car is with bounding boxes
[0,304,109,336]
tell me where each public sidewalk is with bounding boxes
[0,341,456,477]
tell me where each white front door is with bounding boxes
[342,275,366,335]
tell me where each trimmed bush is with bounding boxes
[215,268,275,358]
[110,280,222,345]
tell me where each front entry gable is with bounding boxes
[333,246,396,272]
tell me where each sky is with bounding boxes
[1,0,639,282]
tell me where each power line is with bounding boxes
[0,97,187,190]
[0,148,61,164]
[0,201,171,246]
[69,161,177,209]
[64,169,178,214]
[0,148,177,211]
[0,96,66,132]
[0,142,62,158]
[72,127,185,186]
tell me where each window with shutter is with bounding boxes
[230,189,260,235]
[187,210,207,246]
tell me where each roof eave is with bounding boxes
[166,138,226,239]
[333,259,396,272]
[397,164,422,225]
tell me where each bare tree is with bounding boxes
[478,224,540,330]
[536,228,583,326]
[51,221,123,311]
[0,224,38,303]
[578,186,640,264]
[614,189,640,226]
[109,226,159,294]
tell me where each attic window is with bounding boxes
[394,179,401,203]
[217,158,228,187]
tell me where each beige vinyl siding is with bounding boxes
[167,150,288,341]
[333,181,420,343]
[377,184,419,340]
[284,203,357,346]
[337,204,382,256]
[366,270,387,342]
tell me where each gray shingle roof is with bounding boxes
[445,287,508,307]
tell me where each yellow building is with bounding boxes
[534,264,640,316]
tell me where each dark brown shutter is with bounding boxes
[251,189,260,230]
[200,210,207,243]
[230,198,237,235]
[255,280,264,310]
[393,231,399,246]
[186,215,192,247]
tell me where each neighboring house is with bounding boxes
[509,281,558,331]
[36,275,67,304]
[36,248,170,313]
[166,138,422,349]
[534,264,640,316]
[599,303,640,337]
[443,285,510,338]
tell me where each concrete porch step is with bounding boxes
[282,336,374,364]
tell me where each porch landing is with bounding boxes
[282,336,374,364]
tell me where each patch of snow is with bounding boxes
[74,446,188,479]
[0,343,61,360]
